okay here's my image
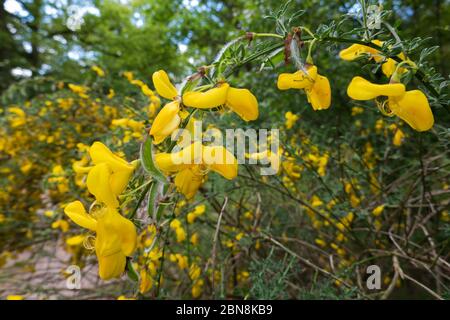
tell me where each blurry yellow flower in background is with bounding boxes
[7,107,26,127]
[68,84,89,99]
[170,219,187,243]
[284,111,299,129]
[187,204,206,223]
[372,205,385,217]
[51,219,70,232]
[91,65,105,77]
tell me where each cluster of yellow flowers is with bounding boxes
[64,142,138,280]
[340,42,434,132]
[2,24,442,299]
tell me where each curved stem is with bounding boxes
[301,26,315,38]
[254,33,284,39]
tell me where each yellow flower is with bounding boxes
[123,71,134,82]
[107,89,115,99]
[187,204,206,224]
[190,232,199,245]
[347,76,405,100]
[372,205,385,217]
[150,101,182,144]
[64,201,137,280]
[388,90,434,132]
[315,238,326,247]
[8,107,26,127]
[66,234,85,246]
[81,142,136,208]
[20,159,33,174]
[285,111,299,129]
[52,219,70,232]
[392,128,405,146]
[339,41,383,62]
[170,218,182,229]
[277,65,331,110]
[192,279,204,298]
[117,295,136,300]
[150,70,258,144]
[139,269,153,294]
[153,70,179,100]
[150,70,182,144]
[347,77,434,131]
[169,219,186,242]
[351,106,364,116]
[175,227,186,243]
[187,212,197,224]
[339,40,410,77]
[68,84,89,98]
[310,195,323,207]
[170,253,189,269]
[6,295,24,300]
[194,204,206,215]
[91,65,105,77]
[155,141,237,199]
[189,263,201,281]
[183,83,259,121]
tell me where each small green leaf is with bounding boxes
[140,136,167,184]
[126,259,139,282]
[147,181,159,219]
[148,181,169,221]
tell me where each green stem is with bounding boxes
[222,42,285,78]
[254,33,284,39]
[129,182,152,220]
[301,26,315,39]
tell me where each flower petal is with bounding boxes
[152,70,178,100]
[182,83,229,109]
[381,59,396,78]
[339,41,382,61]
[87,163,119,208]
[202,145,238,180]
[150,101,181,145]
[174,167,204,199]
[89,142,134,172]
[110,170,134,196]
[277,66,317,90]
[105,208,137,256]
[64,200,97,231]
[155,141,202,173]
[339,44,369,61]
[226,87,259,121]
[97,251,126,280]
[306,74,331,110]
[347,76,405,100]
[389,90,434,132]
